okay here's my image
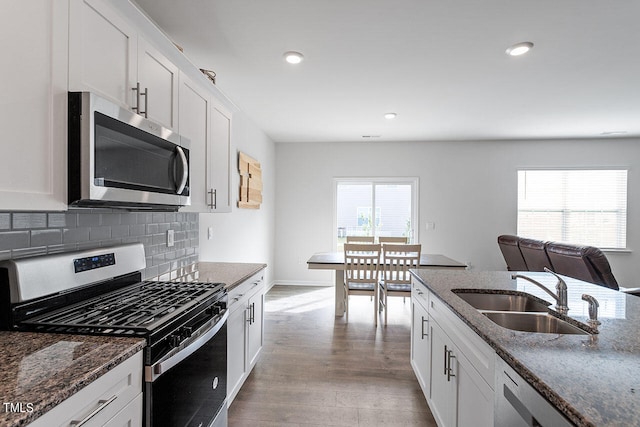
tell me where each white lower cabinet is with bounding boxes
[411,283,431,397]
[29,351,143,427]
[429,320,493,427]
[411,277,494,427]
[227,270,266,404]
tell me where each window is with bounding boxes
[517,169,628,249]
[335,178,418,249]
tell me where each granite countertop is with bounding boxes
[0,332,145,427]
[410,269,640,427]
[197,262,267,291]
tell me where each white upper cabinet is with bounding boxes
[178,74,231,212]
[1,0,234,212]
[69,0,178,130]
[209,101,233,212]
[179,73,232,213]
[179,73,212,212]
[137,36,179,130]
[68,0,136,108]
[0,1,68,211]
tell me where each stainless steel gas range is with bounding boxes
[0,244,228,427]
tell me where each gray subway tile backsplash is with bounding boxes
[31,229,63,247]
[12,213,47,229]
[0,231,30,251]
[0,209,199,281]
[0,214,11,230]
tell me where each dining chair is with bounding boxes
[378,236,408,244]
[346,235,375,243]
[343,243,382,326]
[378,243,421,325]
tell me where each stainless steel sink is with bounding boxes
[453,290,550,312]
[483,312,589,335]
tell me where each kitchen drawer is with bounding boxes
[103,393,142,427]
[228,271,265,313]
[411,278,429,309]
[29,351,142,427]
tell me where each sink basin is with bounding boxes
[483,312,589,335]
[453,291,550,312]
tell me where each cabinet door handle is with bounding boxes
[250,302,255,324]
[132,82,148,117]
[444,345,448,375]
[208,189,217,209]
[141,86,148,118]
[69,395,117,426]
[246,306,252,324]
[132,82,141,113]
[421,316,428,339]
[447,350,456,382]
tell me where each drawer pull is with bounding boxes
[421,316,428,339]
[69,395,117,426]
[447,350,456,382]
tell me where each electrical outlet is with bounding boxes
[167,230,175,247]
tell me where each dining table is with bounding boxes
[307,252,467,317]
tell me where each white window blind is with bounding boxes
[517,169,628,249]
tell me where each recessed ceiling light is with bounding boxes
[506,42,534,56]
[601,131,627,136]
[384,113,397,120]
[283,51,304,64]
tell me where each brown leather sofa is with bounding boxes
[496,235,528,271]
[545,242,619,290]
[497,235,619,290]
[519,237,553,272]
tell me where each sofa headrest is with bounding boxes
[518,237,553,272]
[545,242,619,290]
[497,235,528,271]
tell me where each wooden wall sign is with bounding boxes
[238,151,262,209]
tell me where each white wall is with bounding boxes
[274,138,638,287]
[199,111,276,286]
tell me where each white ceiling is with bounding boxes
[134,0,640,143]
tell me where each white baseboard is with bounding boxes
[271,280,333,287]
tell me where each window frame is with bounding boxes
[516,167,628,251]
[333,177,419,250]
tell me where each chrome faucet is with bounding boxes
[511,267,569,315]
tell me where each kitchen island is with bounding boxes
[411,269,640,426]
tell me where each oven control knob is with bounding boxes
[169,334,181,348]
[207,305,221,316]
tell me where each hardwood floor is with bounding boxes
[228,285,437,426]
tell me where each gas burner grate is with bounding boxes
[23,281,224,333]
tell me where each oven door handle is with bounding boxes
[146,310,228,382]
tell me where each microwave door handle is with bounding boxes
[174,146,188,194]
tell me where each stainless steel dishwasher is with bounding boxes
[495,357,573,427]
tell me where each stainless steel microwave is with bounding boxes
[68,92,190,210]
